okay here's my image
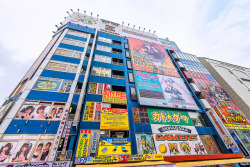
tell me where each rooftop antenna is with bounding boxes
[153,31,156,34]
[91,12,93,18]
[60,22,63,25]
[133,25,135,30]
[64,17,66,19]
[97,14,99,20]
[67,11,71,17]
[143,28,145,33]
[138,27,141,32]
[148,29,151,34]
[70,9,74,13]
[77,9,80,16]
[84,10,86,16]
[55,25,59,28]
[122,22,124,27]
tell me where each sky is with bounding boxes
[0,0,250,105]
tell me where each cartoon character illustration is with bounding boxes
[180,142,191,155]
[140,135,156,154]
[159,144,167,154]
[194,143,206,155]
[164,78,185,103]
[224,136,235,148]
[0,143,13,162]
[168,143,179,155]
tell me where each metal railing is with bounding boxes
[112,62,123,66]
[112,75,125,80]
[112,51,122,55]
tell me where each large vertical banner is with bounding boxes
[76,130,91,157]
[128,37,180,77]
[134,71,198,110]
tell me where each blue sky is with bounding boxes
[0,0,249,105]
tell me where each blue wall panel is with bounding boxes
[72,94,80,103]
[98,32,121,41]
[80,122,100,130]
[27,90,69,102]
[67,23,96,34]
[41,70,76,80]
[78,75,85,81]
[5,120,60,134]
[51,55,81,64]
[64,34,87,42]
[89,76,126,86]
[58,43,84,52]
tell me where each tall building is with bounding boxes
[0,12,249,167]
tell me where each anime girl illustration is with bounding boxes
[33,106,46,119]
[12,142,33,162]
[40,142,52,161]
[0,143,13,162]
[180,142,191,155]
[139,135,156,154]
[224,136,236,148]
[194,143,206,155]
[31,142,44,161]
[168,143,179,155]
[16,106,35,119]
[55,108,63,119]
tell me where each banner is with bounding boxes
[102,91,127,104]
[76,130,91,157]
[0,161,70,167]
[147,108,194,126]
[34,81,61,92]
[83,102,95,121]
[100,108,129,130]
[90,131,99,156]
[153,133,207,156]
[134,71,198,110]
[46,62,69,72]
[98,138,131,156]
[199,135,220,154]
[128,37,180,77]
[135,134,157,154]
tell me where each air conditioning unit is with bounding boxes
[199,99,211,110]
[177,62,185,71]
[190,83,201,94]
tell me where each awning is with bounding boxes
[76,161,174,166]
[175,158,250,167]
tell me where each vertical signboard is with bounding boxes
[76,130,91,157]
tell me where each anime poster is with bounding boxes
[60,80,72,93]
[153,133,207,156]
[133,107,141,123]
[45,62,69,72]
[34,80,61,92]
[15,104,64,120]
[88,83,111,95]
[128,37,180,77]
[199,135,220,154]
[10,141,35,162]
[134,71,198,110]
[0,142,18,163]
[40,140,53,161]
[135,134,157,154]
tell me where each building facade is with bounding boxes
[0,12,248,167]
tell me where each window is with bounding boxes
[45,61,78,73]
[128,73,134,82]
[61,38,85,47]
[112,58,123,66]
[112,85,126,92]
[112,48,122,55]
[130,87,137,100]
[112,70,125,79]
[98,37,112,43]
[54,48,82,59]
[84,54,90,60]
[127,60,132,69]
[92,67,111,77]
[126,51,130,58]
[113,40,121,46]
[33,77,73,93]
[67,30,88,38]
[96,45,112,52]
[81,65,87,75]
[124,43,129,49]
[94,54,112,64]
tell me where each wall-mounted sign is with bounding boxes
[102,91,127,104]
[99,19,120,36]
[128,37,180,77]
[159,38,181,52]
[122,29,158,41]
[98,138,131,156]
[100,108,129,130]
[0,161,70,167]
[134,71,198,110]
[76,130,91,157]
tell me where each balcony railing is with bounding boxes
[112,75,125,80]
[112,62,123,66]
[112,51,122,55]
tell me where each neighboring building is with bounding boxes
[198,58,250,120]
[0,12,248,167]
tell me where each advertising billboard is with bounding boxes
[98,138,131,156]
[134,71,198,110]
[147,108,194,126]
[100,108,129,130]
[159,38,181,52]
[45,62,69,72]
[102,91,127,104]
[76,130,91,157]
[135,134,157,154]
[128,37,180,77]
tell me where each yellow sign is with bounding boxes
[83,102,94,121]
[225,124,250,129]
[76,130,91,157]
[98,138,131,156]
[102,91,127,104]
[100,108,129,130]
